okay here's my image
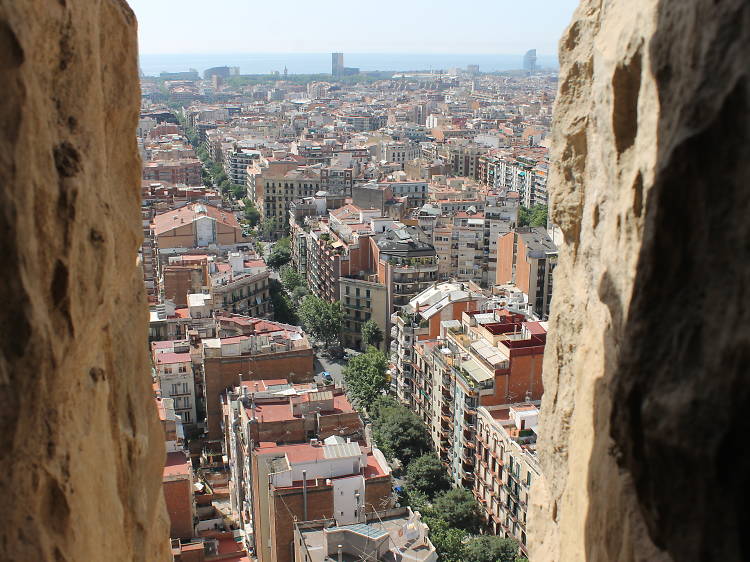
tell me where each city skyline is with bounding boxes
[128,0,579,56]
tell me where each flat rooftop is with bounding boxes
[298,512,436,562]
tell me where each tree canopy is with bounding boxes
[280,266,305,292]
[361,319,384,350]
[432,488,483,533]
[342,347,389,410]
[299,296,343,348]
[267,244,292,269]
[518,204,548,227]
[291,285,309,305]
[463,536,521,562]
[268,278,298,325]
[405,454,451,499]
[422,517,467,562]
[230,183,247,200]
[371,402,431,466]
[242,198,260,227]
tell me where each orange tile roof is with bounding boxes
[152,202,239,236]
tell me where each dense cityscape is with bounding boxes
[142,52,558,562]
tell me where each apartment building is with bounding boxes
[200,320,315,439]
[143,159,202,185]
[480,151,549,207]
[378,178,429,209]
[436,140,487,179]
[372,225,438,312]
[380,140,421,167]
[159,397,196,541]
[207,253,271,318]
[227,146,261,186]
[496,227,557,319]
[415,311,545,487]
[390,283,486,406]
[152,202,248,250]
[292,204,383,303]
[390,284,546,487]
[253,161,321,237]
[251,440,393,562]
[425,203,516,287]
[293,507,437,562]
[223,380,364,555]
[153,341,198,426]
[340,276,388,351]
[475,403,541,557]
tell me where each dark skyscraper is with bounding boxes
[523,49,537,72]
[332,52,344,77]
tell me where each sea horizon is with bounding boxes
[139,52,559,77]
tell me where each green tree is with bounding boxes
[361,319,384,350]
[280,266,305,292]
[432,488,483,533]
[299,296,343,348]
[423,517,467,562]
[371,404,431,466]
[405,454,451,499]
[242,198,260,227]
[518,204,548,227]
[342,347,389,409]
[369,395,400,419]
[463,536,520,562]
[268,279,298,324]
[230,183,247,199]
[529,203,548,227]
[291,285,309,305]
[267,244,291,269]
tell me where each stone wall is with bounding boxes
[531,0,749,560]
[0,1,170,560]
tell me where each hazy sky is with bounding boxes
[129,0,580,55]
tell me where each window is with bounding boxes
[366,289,371,298]
[171,383,179,394]
[182,382,189,393]
[182,411,191,423]
[183,397,190,408]
[164,367,172,374]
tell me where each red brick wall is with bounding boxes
[204,351,314,439]
[317,412,362,439]
[163,478,194,540]
[270,486,334,562]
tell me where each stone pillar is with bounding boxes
[0,1,170,560]
[532,0,749,560]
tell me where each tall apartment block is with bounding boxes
[222,379,397,562]
[391,283,546,488]
[475,403,541,557]
[331,52,344,77]
[496,227,557,319]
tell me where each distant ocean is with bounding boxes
[139,53,559,77]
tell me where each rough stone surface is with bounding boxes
[0,1,170,560]
[532,0,749,560]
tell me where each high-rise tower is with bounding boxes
[523,49,537,73]
[331,52,344,77]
